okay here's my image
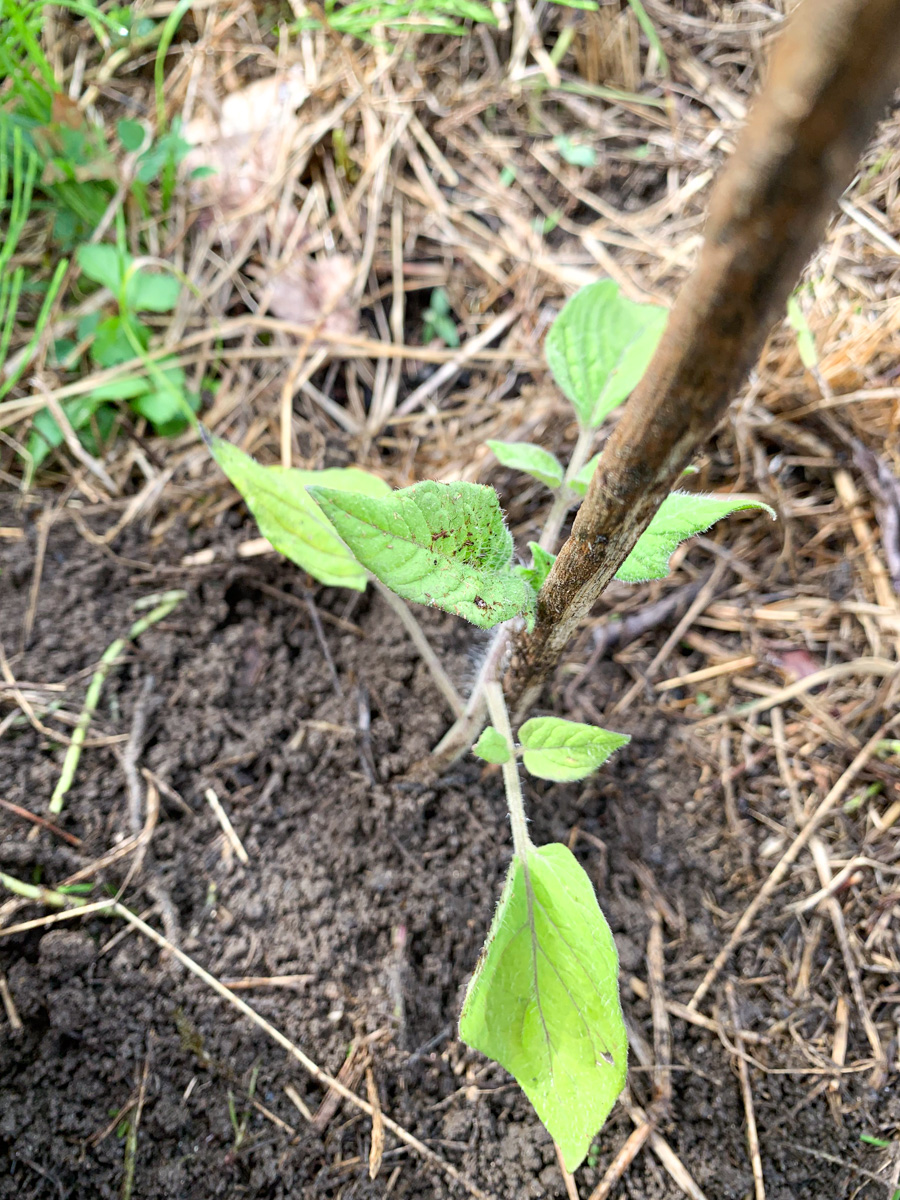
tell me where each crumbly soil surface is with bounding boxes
[0,504,893,1200]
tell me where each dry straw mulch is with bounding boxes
[2,2,899,1197]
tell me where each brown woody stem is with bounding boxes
[503,0,900,720]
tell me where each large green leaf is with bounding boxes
[308,480,536,630]
[545,280,666,428]
[211,439,367,590]
[519,716,629,782]
[486,440,564,489]
[617,491,775,583]
[459,842,627,1171]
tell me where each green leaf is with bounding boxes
[27,395,106,467]
[88,376,153,401]
[473,726,511,764]
[459,842,627,1171]
[545,280,667,427]
[554,135,597,168]
[486,441,564,489]
[431,313,460,347]
[616,491,776,583]
[570,452,602,496]
[126,268,181,313]
[519,717,629,782]
[428,287,451,317]
[129,380,195,433]
[308,480,536,631]
[116,118,145,151]
[91,316,143,367]
[76,243,125,292]
[291,467,392,498]
[211,439,367,590]
[516,542,556,593]
[132,388,199,437]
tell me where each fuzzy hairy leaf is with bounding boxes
[519,717,629,782]
[487,440,564,489]
[545,280,667,428]
[459,842,627,1171]
[211,439,367,590]
[617,491,775,583]
[308,480,536,630]
[473,726,511,764]
[516,542,556,593]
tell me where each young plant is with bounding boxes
[207,278,773,1169]
[28,239,197,466]
[0,118,68,403]
[0,8,201,464]
[421,287,459,347]
[464,686,629,1168]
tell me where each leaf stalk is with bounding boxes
[484,680,531,858]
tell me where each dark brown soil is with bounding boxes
[0,502,892,1199]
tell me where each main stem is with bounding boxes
[484,680,531,859]
[431,426,597,768]
[504,0,900,719]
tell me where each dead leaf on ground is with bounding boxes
[774,649,822,680]
[183,66,309,216]
[247,254,359,336]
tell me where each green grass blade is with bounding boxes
[0,259,67,400]
[625,0,669,78]
[155,0,193,129]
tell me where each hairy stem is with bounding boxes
[430,427,597,768]
[484,681,531,858]
[430,617,515,765]
[372,578,464,718]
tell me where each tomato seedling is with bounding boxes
[209,278,773,1168]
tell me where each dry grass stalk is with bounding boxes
[726,982,767,1200]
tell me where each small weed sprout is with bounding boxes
[209,279,774,1168]
[0,7,200,466]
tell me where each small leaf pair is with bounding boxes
[77,243,182,313]
[486,281,666,493]
[474,715,629,782]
